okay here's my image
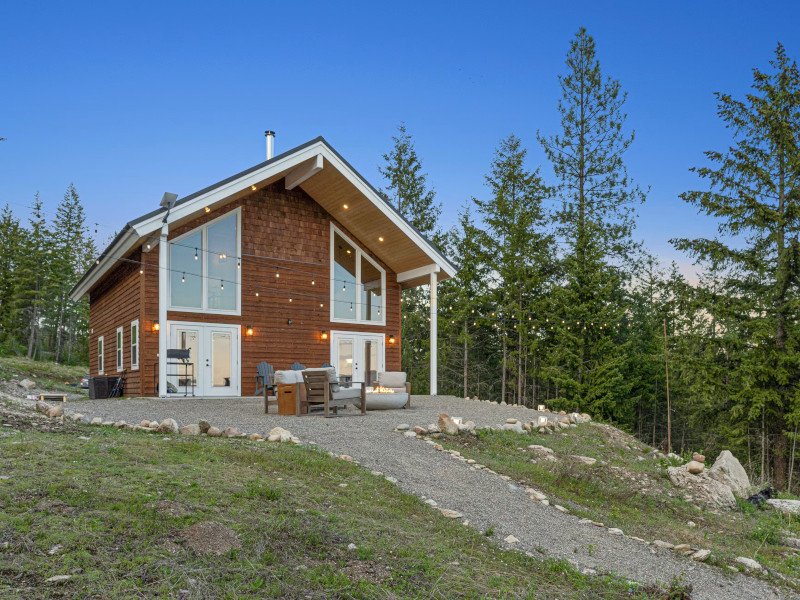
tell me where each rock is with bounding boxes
[90,417,103,425]
[735,556,762,571]
[140,420,151,428]
[437,413,459,436]
[385,476,398,484]
[101,420,114,427]
[707,450,750,497]
[71,413,83,422]
[113,420,126,428]
[413,426,428,435]
[206,427,222,437]
[427,424,441,434]
[667,466,736,510]
[403,431,417,438]
[158,419,179,433]
[458,421,476,433]
[19,379,35,389]
[687,521,696,528]
[506,418,518,424]
[528,445,557,461]
[504,535,519,544]
[198,420,211,433]
[45,574,72,583]
[692,549,711,562]
[48,543,63,555]
[248,433,263,441]
[347,543,358,551]
[766,499,800,515]
[570,455,597,466]
[268,427,292,443]
[178,521,241,555]
[528,490,547,502]
[47,404,63,418]
[179,424,201,436]
[653,540,674,550]
[554,504,569,513]
[339,455,354,462]
[786,537,800,550]
[580,413,591,421]
[221,426,239,438]
[692,453,706,463]
[396,423,410,431]
[686,460,705,475]
[439,509,463,519]
[35,401,49,414]
[502,421,525,435]
[608,528,623,535]
[673,544,690,552]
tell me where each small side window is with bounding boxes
[98,336,105,375]
[131,320,140,370]
[116,327,124,372]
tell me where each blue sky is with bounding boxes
[1,1,798,277]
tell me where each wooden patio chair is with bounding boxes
[255,362,277,413]
[300,370,366,417]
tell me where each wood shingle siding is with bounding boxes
[89,180,401,397]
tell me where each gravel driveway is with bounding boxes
[65,394,793,600]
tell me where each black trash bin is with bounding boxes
[89,376,115,399]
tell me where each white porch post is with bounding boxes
[157,223,168,397]
[430,269,438,395]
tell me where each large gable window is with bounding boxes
[169,209,240,315]
[330,225,385,324]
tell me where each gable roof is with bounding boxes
[70,136,456,301]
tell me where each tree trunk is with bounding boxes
[501,336,507,403]
[463,322,468,398]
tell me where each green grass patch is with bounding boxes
[0,356,88,394]
[437,423,800,591]
[0,425,664,599]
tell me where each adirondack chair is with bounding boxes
[254,362,277,413]
[290,362,306,371]
[300,369,366,417]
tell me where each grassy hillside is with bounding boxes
[437,422,800,590]
[0,356,87,394]
[0,415,665,600]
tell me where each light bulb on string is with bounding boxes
[140,267,144,274]
[181,273,185,283]
[255,288,260,297]
[220,280,224,290]
[311,276,315,286]
[275,267,279,278]
[237,259,241,269]
[194,248,198,261]
[289,294,293,303]
[349,302,353,312]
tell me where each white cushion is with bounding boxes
[331,387,361,401]
[273,370,296,385]
[378,371,406,388]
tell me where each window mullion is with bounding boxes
[356,249,362,322]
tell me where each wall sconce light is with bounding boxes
[321,330,328,340]
[246,325,254,336]
[152,320,160,332]
[537,404,546,412]
[388,333,396,344]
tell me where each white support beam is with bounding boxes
[397,263,440,284]
[158,223,168,398]
[430,269,438,396]
[285,154,323,190]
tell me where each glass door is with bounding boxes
[169,326,200,395]
[331,332,385,388]
[204,326,239,396]
[335,335,355,388]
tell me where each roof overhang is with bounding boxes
[70,137,456,301]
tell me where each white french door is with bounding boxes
[330,331,384,388]
[168,322,240,396]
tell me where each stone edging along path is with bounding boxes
[25,395,796,600]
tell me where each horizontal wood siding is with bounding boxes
[118,180,401,397]
[88,249,143,395]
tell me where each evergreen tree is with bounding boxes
[0,204,22,350]
[474,135,554,405]
[537,28,644,420]
[379,124,444,392]
[672,43,800,487]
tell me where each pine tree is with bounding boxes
[672,43,800,487]
[379,124,443,392]
[0,204,22,350]
[474,135,554,405]
[537,28,644,420]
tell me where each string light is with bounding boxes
[289,294,293,303]
[237,259,241,269]
[311,276,315,286]
[220,280,224,290]
[255,288,259,297]
[275,267,279,278]
[194,248,198,261]
[181,272,185,283]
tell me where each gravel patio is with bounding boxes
[63,394,790,600]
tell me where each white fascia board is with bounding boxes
[131,143,326,238]
[397,264,441,283]
[318,148,457,279]
[69,227,139,301]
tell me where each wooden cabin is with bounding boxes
[69,135,455,398]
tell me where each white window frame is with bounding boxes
[167,207,242,316]
[98,336,105,375]
[329,223,386,326]
[130,319,140,371]
[116,327,124,372]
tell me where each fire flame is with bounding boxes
[370,385,396,393]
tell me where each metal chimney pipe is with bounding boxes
[265,130,275,160]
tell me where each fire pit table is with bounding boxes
[362,386,410,410]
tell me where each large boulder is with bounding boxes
[686,460,704,475]
[158,418,179,433]
[437,413,459,436]
[667,466,736,510]
[267,427,292,442]
[707,450,750,497]
[766,499,800,516]
[502,421,525,435]
[179,424,201,436]
[47,404,63,418]
[198,420,212,434]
